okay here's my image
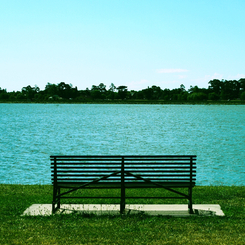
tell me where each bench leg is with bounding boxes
[52,185,60,214]
[52,184,56,214]
[52,199,56,214]
[120,202,125,214]
[52,202,55,214]
[188,187,194,214]
[57,187,60,209]
[120,186,126,214]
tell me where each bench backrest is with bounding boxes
[51,155,196,188]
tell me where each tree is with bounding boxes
[208,79,222,95]
[44,82,78,100]
[107,83,116,100]
[109,83,116,92]
[208,92,219,100]
[170,85,187,101]
[188,92,208,101]
[22,85,40,100]
[90,83,107,99]
[241,91,245,100]
[117,86,128,100]
[0,88,8,100]
[98,83,106,93]
[239,78,245,99]
[162,89,171,100]
[57,82,77,99]
[44,83,58,97]
[141,87,153,100]
[239,78,245,91]
[180,84,186,92]
[151,85,163,100]
[188,85,200,93]
[91,85,99,91]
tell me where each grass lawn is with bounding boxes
[0,185,245,244]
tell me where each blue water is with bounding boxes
[0,103,244,185]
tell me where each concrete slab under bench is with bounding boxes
[22,204,225,217]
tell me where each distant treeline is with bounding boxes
[1,78,245,103]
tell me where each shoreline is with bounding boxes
[1,100,245,105]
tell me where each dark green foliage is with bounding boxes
[241,91,245,100]
[1,78,245,103]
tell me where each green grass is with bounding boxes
[0,185,245,244]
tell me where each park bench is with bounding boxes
[51,155,196,214]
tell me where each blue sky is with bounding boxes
[1,0,245,92]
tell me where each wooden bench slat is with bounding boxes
[51,166,196,169]
[54,183,196,189]
[52,171,196,174]
[54,173,194,176]
[51,161,195,166]
[54,178,196,182]
[51,155,196,157]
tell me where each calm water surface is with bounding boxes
[0,104,244,185]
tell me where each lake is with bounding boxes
[0,103,244,186]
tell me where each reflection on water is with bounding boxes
[0,104,244,186]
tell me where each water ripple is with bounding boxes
[0,104,244,185]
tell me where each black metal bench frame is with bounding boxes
[51,155,196,214]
